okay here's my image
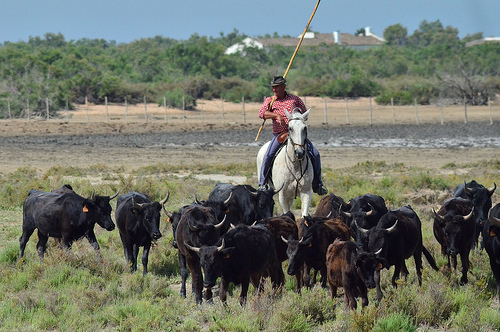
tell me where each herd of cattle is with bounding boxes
[17,180,500,309]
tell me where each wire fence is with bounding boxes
[1,96,498,127]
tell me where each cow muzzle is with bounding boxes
[152,231,162,240]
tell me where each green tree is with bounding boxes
[384,24,408,46]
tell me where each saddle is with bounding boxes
[277,131,288,144]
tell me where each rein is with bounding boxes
[284,134,309,198]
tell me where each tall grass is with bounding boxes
[0,159,499,330]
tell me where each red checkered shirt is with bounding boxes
[258,93,307,134]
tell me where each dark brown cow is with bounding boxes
[314,193,351,221]
[483,204,500,305]
[433,197,476,285]
[283,215,350,290]
[326,239,380,310]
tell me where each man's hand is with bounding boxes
[275,113,286,126]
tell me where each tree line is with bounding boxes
[0,19,498,118]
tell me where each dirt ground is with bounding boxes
[0,122,498,179]
[0,97,498,177]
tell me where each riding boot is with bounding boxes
[307,139,328,195]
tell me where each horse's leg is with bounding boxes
[300,191,312,217]
[279,191,291,214]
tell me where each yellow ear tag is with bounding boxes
[490,230,497,237]
[167,217,171,223]
[82,205,88,213]
[305,221,309,227]
[308,243,312,248]
[377,262,383,270]
[224,254,230,259]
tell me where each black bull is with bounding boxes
[19,188,118,260]
[433,197,476,285]
[185,224,283,305]
[453,180,496,248]
[366,206,438,299]
[483,203,500,305]
[115,191,170,276]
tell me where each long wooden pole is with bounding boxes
[255,0,321,141]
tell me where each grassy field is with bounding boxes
[0,159,499,331]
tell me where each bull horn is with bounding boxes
[251,220,258,226]
[214,214,227,229]
[217,239,225,252]
[463,207,474,221]
[91,190,96,201]
[374,247,383,255]
[464,180,473,195]
[230,223,236,229]
[298,237,304,244]
[342,210,352,218]
[488,183,497,196]
[109,190,119,200]
[432,208,445,222]
[160,190,170,206]
[488,208,500,226]
[223,192,233,205]
[184,243,200,253]
[325,211,332,219]
[162,206,172,217]
[132,196,146,209]
[194,196,202,205]
[188,220,198,231]
[364,203,374,217]
[355,220,370,235]
[281,236,289,244]
[385,219,398,233]
[248,187,258,197]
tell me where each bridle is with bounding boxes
[285,117,309,197]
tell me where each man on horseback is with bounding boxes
[257,75,327,195]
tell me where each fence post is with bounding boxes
[489,97,493,125]
[105,96,109,122]
[323,98,328,124]
[66,99,69,120]
[345,98,349,124]
[463,97,468,124]
[414,99,419,125]
[164,96,168,123]
[144,96,148,123]
[222,99,225,124]
[440,105,444,125]
[391,97,395,123]
[242,96,246,123]
[85,96,89,123]
[27,99,30,122]
[8,97,11,119]
[125,97,128,123]
[369,97,373,125]
[183,96,186,123]
[46,97,49,121]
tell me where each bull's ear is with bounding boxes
[221,248,234,259]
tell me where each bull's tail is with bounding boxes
[422,245,439,271]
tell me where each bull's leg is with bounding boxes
[204,287,213,303]
[414,250,424,286]
[459,251,470,285]
[359,282,369,308]
[141,243,151,277]
[178,252,188,298]
[303,264,312,288]
[239,279,250,306]
[186,258,203,304]
[344,289,357,310]
[36,230,49,259]
[391,261,404,287]
[320,266,328,288]
[328,281,337,299]
[18,227,35,260]
[85,229,100,253]
[375,269,383,300]
[219,277,229,303]
[295,271,303,293]
[133,244,140,272]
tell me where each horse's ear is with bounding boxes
[302,108,311,121]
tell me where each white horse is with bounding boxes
[257,108,313,217]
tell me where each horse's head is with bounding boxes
[286,108,310,161]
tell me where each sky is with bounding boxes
[0,0,498,44]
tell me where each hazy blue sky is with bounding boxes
[1,0,498,44]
